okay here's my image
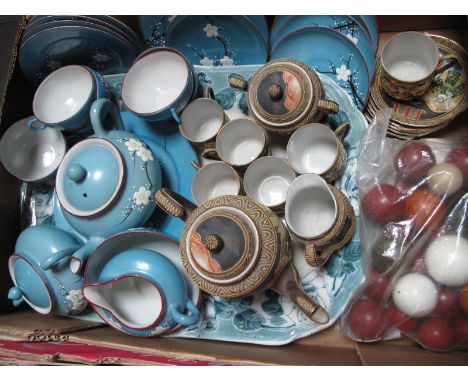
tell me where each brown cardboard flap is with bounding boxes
[0,311,105,342]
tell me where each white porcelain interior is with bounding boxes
[8,255,52,315]
[285,174,337,239]
[83,276,163,329]
[33,65,94,124]
[381,31,439,82]
[287,123,339,175]
[244,156,295,208]
[216,119,266,166]
[122,50,189,114]
[192,162,240,205]
[0,117,66,181]
[180,98,224,143]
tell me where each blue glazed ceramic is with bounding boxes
[8,225,87,316]
[270,16,291,44]
[138,15,172,47]
[55,99,162,250]
[272,16,375,79]
[271,26,370,110]
[121,47,196,123]
[353,16,379,54]
[19,25,137,86]
[246,16,269,44]
[165,16,267,67]
[83,247,200,336]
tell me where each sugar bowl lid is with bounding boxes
[56,138,125,217]
[244,59,319,128]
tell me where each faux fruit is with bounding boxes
[348,299,388,341]
[404,189,446,231]
[364,269,391,300]
[394,142,436,182]
[388,303,419,333]
[392,273,438,318]
[433,288,461,317]
[460,283,468,315]
[418,318,455,351]
[427,163,463,197]
[446,146,468,185]
[454,317,468,346]
[362,184,404,224]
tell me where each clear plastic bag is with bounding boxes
[341,108,468,352]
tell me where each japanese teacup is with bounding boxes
[285,174,355,267]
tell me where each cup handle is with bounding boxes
[169,300,200,327]
[170,107,182,125]
[40,245,82,271]
[8,287,25,307]
[155,188,197,221]
[228,75,249,91]
[190,160,202,171]
[334,122,351,142]
[69,237,104,274]
[304,243,334,268]
[317,99,339,115]
[203,86,215,100]
[28,118,47,131]
[201,148,221,161]
[272,264,329,325]
[435,54,459,76]
[90,99,124,137]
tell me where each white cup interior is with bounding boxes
[192,162,240,204]
[286,174,337,238]
[216,119,266,166]
[33,66,94,124]
[287,124,339,175]
[244,156,295,207]
[180,99,224,142]
[0,118,66,181]
[381,32,439,82]
[122,50,189,114]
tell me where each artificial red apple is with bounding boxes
[394,142,436,182]
[404,189,446,231]
[388,303,419,333]
[454,317,468,346]
[362,183,405,224]
[459,283,468,316]
[446,146,468,185]
[347,299,388,341]
[365,269,391,300]
[433,288,462,317]
[418,318,455,351]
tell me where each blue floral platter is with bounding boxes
[271,26,370,111]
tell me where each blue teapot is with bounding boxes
[55,99,162,272]
[83,248,200,336]
[8,225,87,316]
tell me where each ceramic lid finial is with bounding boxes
[66,164,87,183]
[205,234,223,253]
[268,83,283,101]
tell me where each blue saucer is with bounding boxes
[272,16,375,80]
[246,16,269,44]
[271,26,370,110]
[166,16,267,67]
[270,16,290,44]
[352,16,379,54]
[20,25,137,86]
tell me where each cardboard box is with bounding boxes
[0,15,467,365]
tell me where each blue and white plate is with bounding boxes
[19,25,138,86]
[246,16,269,44]
[272,16,375,80]
[353,15,379,54]
[270,15,290,44]
[165,16,268,67]
[271,26,370,110]
[138,15,172,47]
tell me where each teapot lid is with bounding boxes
[56,138,125,217]
[247,59,319,129]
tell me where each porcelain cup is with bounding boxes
[287,123,349,183]
[380,31,456,100]
[205,119,269,171]
[121,47,195,123]
[191,161,242,205]
[179,88,229,152]
[243,156,295,213]
[28,65,107,131]
[285,174,355,267]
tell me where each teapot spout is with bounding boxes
[83,275,165,330]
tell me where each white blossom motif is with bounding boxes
[346,34,358,44]
[66,290,87,312]
[200,56,214,66]
[46,60,62,70]
[136,147,154,162]
[336,64,352,82]
[93,52,110,63]
[220,56,234,66]
[203,23,218,38]
[133,186,151,206]
[125,138,143,152]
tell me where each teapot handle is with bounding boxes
[155,188,197,222]
[40,245,82,271]
[334,122,351,142]
[169,300,200,327]
[304,243,334,267]
[228,75,249,91]
[317,99,339,115]
[90,99,124,137]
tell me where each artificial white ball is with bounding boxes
[425,235,468,287]
[427,163,463,197]
[392,273,438,317]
